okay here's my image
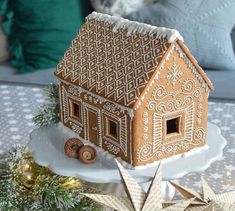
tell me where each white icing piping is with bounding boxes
[59,122,133,168]
[60,79,134,118]
[59,122,209,169]
[134,44,175,110]
[134,43,211,110]
[174,43,210,93]
[87,12,183,43]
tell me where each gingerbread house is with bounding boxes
[55,12,214,167]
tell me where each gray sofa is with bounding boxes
[0,62,57,86]
[0,62,234,100]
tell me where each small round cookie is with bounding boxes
[78,145,97,164]
[64,138,84,158]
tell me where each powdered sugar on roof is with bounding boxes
[87,12,183,43]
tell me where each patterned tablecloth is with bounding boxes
[0,83,235,194]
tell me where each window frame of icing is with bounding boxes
[68,98,83,124]
[103,113,120,143]
[162,112,185,144]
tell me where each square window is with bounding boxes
[108,119,117,138]
[70,101,80,119]
[166,117,180,135]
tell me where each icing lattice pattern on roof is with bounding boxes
[56,15,170,107]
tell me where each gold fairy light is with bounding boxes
[62,177,81,188]
[26,174,32,180]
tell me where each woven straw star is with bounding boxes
[83,160,191,211]
[169,177,235,211]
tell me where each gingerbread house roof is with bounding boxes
[55,12,213,108]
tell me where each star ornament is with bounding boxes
[83,160,191,211]
[170,177,235,211]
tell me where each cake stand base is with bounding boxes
[28,122,226,200]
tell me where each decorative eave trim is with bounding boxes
[57,78,134,118]
[176,40,214,91]
[87,12,183,43]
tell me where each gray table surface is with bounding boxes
[0,83,234,194]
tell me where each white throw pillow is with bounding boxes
[91,0,155,16]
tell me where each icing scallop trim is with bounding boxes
[86,12,184,43]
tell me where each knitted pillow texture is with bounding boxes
[90,0,155,16]
[127,0,235,70]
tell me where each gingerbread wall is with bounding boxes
[59,81,133,163]
[132,42,209,166]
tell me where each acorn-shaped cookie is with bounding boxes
[64,138,84,158]
[78,145,97,164]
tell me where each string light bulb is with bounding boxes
[26,175,32,180]
[24,172,32,181]
[67,177,76,185]
[62,177,81,188]
[25,164,30,169]
[22,162,31,172]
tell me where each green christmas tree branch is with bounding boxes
[33,84,60,127]
[0,145,103,211]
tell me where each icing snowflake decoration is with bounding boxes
[166,58,184,86]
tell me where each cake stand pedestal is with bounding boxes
[28,122,226,200]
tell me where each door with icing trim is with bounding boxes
[85,106,99,146]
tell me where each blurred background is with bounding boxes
[0,0,234,100]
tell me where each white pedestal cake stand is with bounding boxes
[28,122,226,200]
